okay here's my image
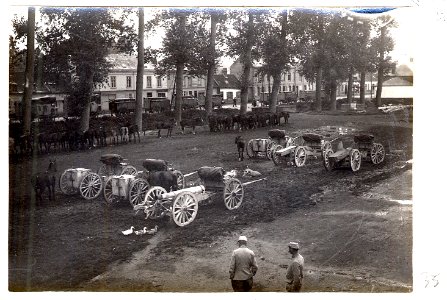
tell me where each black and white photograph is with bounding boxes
[4,0,446,296]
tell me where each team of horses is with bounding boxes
[209,111,289,132]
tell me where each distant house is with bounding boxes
[213,74,241,101]
[381,63,413,99]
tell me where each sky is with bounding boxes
[7,5,417,70]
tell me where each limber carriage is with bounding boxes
[323,134,385,172]
[133,166,266,227]
[103,159,186,207]
[246,129,295,160]
[59,167,103,200]
[97,154,138,177]
[272,133,332,167]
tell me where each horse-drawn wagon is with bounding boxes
[246,129,295,160]
[322,134,384,172]
[103,159,186,207]
[272,132,332,167]
[134,166,265,227]
[59,167,103,200]
[97,154,138,177]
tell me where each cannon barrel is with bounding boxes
[160,185,205,199]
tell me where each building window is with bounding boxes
[146,76,152,88]
[167,74,171,80]
[158,92,166,98]
[289,85,292,92]
[293,86,295,92]
[146,92,153,98]
[288,73,291,81]
[110,76,116,88]
[129,93,133,98]
[157,76,162,87]
[126,76,132,88]
[189,91,193,96]
[188,77,192,87]
[304,85,307,91]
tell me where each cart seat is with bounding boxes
[302,133,323,143]
[143,159,168,172]
[268,129,286,139]
[100,154,123,165]
[354,134,374,144]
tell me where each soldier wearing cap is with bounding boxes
[286,241,304,292]
[229,236,258,292]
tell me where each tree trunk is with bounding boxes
[347,67,353,105]
[239,13,254,115]
[330,79,337,111]
[315,67,322,111]
[79,68,94,133]
[135,7,144,131]
[36,51,43,91]
[205,13,217,116]
[359,72,366,105]
[22,7,35,135]
[175,63,184,122]
[269,72,281,113]
[375,26,385,107]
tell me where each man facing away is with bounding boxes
[286,241,304,292]
[229,236,258,292]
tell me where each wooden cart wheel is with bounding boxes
[246,139,255,158]
[323,149,334,171]
[266,141,275,160]
[172,170,185,190]
[79,172,103,200]
[103,177,120,204]
[223,178,244,210]
[172,192,198,227]
[272,145,284,166]
[294,146,307,167]
[350,149,362,172]
[143,186,168,219]
[321,141,332,159]
[121,165,137,175]
[371,143,385,164]
[59,170,79,195]
[128,178,150,207]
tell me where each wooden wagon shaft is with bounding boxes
[242,177,267,186]
[183,171,198,177]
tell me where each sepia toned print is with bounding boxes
[9,6,414,292]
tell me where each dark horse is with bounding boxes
[235,136,246,161]
[32,159,57,204]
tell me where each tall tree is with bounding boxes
[258,10,291,113]
[371,15,395,107]
[22,7,35,135]
[135,8,144,132]
[39,7,134,132]
[226,9,262,114]
[204,12,218,115]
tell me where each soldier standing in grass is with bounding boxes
[229,236,258,292]
[286,241,304,292]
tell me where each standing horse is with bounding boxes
[127,124,140,143]
[156,118,176,138]
[235,136,246,161]
[32,159,57,204]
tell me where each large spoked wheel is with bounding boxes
[266,141,275,160]
[79,172,103,200]
[59,170,79,195]
[143,186,168,219]
[321,141,332,159]
[172,170,185,190]
[128,178,150,207]
[172,192,198,227]
[323,149,335,171]
[246,139,255,158]
[121,165,137,175]
[371,143,385,165]
[103,177,121,204]
[272,145,284,166]
[350,149,362,172]
[223,178,244,210]
[294,146,307,167]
